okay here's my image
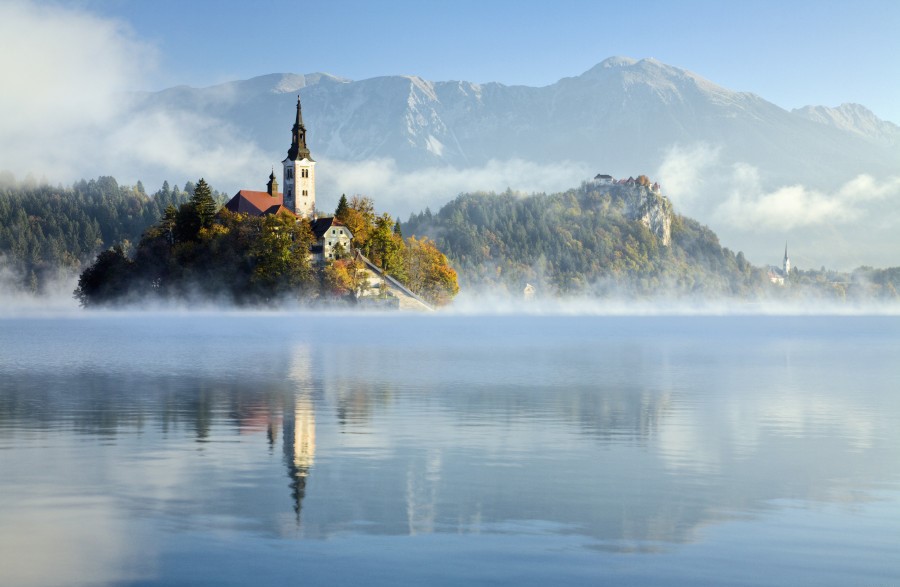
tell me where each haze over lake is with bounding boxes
[1,312,898,586]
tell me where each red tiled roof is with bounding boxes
[263,204,295,217]
[224,190,283,216]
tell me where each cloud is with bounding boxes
[318,157,593,217]
[0,1,268,191]
[656,143,721,205]
[656,143,900,231]
[715,170,900,231]
[0,1,149,172]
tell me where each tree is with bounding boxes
[74,245,134,306]
[369,213,404,277]
[342,196,376,250]
[191,178,218,228]
[404,236,459,306]
[174,202,201,243]
[323,257,367,299]
[335,194,349,221]
[250,212,316,300]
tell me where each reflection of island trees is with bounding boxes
[335,381,393,427]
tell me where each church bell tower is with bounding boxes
[282,95,316,218]
[783,243,791,277]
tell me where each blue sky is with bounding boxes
[81,0,900,123]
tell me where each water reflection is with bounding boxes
[284,393,316,523]
[1,314,899,584]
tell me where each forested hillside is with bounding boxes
[403,182,770,298]
[0,176,224,293]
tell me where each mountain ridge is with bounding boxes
[130,56,897,185]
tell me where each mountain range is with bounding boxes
[128,56,900,269]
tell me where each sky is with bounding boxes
[74,0,900,124]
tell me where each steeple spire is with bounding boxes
[287,94,314,162]
[266,167,279,196]
[783,242,791,276]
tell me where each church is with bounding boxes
[223,95,353,263]
[221,95,434,310]
[767,244,791,285]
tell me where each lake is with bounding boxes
[1,312,899,586]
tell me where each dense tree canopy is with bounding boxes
[0,176,225,293]
[401,182,900,301]
[402,184,769,298]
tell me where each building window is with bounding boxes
[302,190,308,197]
[331,229,335,234]
[301,169,309,178]
[286,168,293,179]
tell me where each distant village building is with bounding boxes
[593,174,614,185]
[523,283,536,300]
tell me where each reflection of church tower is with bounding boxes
[783,243,791,277]
[283,394,316,523]
[282,95,316,218]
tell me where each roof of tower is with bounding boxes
[286,94,314,162]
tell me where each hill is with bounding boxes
[0,177,212,293]
[403,178,766,298]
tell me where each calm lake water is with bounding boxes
[1,312,899,586]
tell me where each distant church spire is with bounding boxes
[287,95,314,162]
[783,242,791,276]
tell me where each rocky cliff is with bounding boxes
[589,179,673,246]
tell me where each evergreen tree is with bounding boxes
[190,178,218,228]
[335,194,349,221]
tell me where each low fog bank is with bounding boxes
[0,265,80,317]
[3,289,899,319]
[444,291,900,316]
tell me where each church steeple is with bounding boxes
[282,94,317,218]
[266,168,278,196]
[783,243,791,276]
[287,95,313,162]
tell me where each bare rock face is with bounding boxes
[609,182,673,246]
